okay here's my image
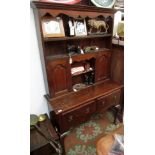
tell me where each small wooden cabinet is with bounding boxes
[31,1,124,135]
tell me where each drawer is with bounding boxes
[61,101,96,132]
[96,96,109,112]
[106,90,121,106]
[96,90,121,112]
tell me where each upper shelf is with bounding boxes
[31,1,116,14]
[44,33,112,42]
[46,48,110,61]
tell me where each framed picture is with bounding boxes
[74,19,87,36]
[42,17,65,38]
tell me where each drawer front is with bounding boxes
[61,101,96,132]
[96,96,109,112]
[96,90,121,112]
[106,90,121,106]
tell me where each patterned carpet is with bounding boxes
[64,110,122,155]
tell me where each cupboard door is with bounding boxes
[95,51,111,82]
[47,59,71,97]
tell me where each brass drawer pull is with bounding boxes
[113,95,117,100]
[102,101,105,105]
[86,108,90,113]
[68,115,73,122]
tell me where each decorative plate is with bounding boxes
[91,0,116,8]
[40,0,81,4]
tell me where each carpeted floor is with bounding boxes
[64,110,122,155]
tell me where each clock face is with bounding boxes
[40,0,81,4]
[91,0,116,8]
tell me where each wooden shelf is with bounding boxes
[46,48,111,61]
[46,54,69,60]
[44,34,112,42]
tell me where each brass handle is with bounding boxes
[68,115,73,122]
[102,101,105,105]
[86,108,90,113]
[113,95,117,105]
[113,95,117,100]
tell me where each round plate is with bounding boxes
[91,0,116,8]
[40,0,81,4]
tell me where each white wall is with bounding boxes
[30,8,49,115]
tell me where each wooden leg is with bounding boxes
[114,107,119,124]
[110,105,121,124]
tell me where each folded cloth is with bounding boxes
[71,66,84,75]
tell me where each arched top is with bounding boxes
[40,9,113,19]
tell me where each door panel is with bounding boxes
[47,59,71,97]
[95,51,111,82]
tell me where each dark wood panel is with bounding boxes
[46,58,72,97]
[111,44,124,84]
[72,52,96,62]
[111,44,124,114]
[95,51,111,82]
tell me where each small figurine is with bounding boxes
[68,19,75,36]
[84,74,89,85]
[69,54,73,64]
[84,62,90,71]
[67,45,77,55]
[84,46,99,53]
[88,19,109,34]
[88,72,95,85]
[77,46,84,54]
